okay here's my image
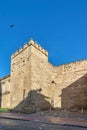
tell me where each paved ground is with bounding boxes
[0,112,87,130]
[0,118,87,130]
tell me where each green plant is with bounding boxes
[0,108,10,111]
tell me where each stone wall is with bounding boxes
[10,39,49,111]
[61,74,87,111]
[1,39,87,112]
[10,43,32,110]
[54,60,87,109]
[0,75,10,108]
[30,45,57,109]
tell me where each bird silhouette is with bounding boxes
[10,25,14,28]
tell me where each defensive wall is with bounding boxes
[0,39,87,112]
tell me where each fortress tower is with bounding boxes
[1,38,87,112]
[10,39,49,109]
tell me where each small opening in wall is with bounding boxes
[23,60,25,62]
[51,81,55,83]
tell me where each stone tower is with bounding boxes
[1,38,87,112]
[10,39,49,109]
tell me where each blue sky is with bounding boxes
[0,0,87,78]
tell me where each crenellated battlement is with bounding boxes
[2,37,87,111]
[11,39,48,59]
[29,39,48,56]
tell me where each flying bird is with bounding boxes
[10,25,14,28]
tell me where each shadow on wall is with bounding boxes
[12,74,87,113]
[0,81,2,107]
[61,74,87,112]
[12,88,52,113]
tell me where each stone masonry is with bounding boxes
[0,39,87,112]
